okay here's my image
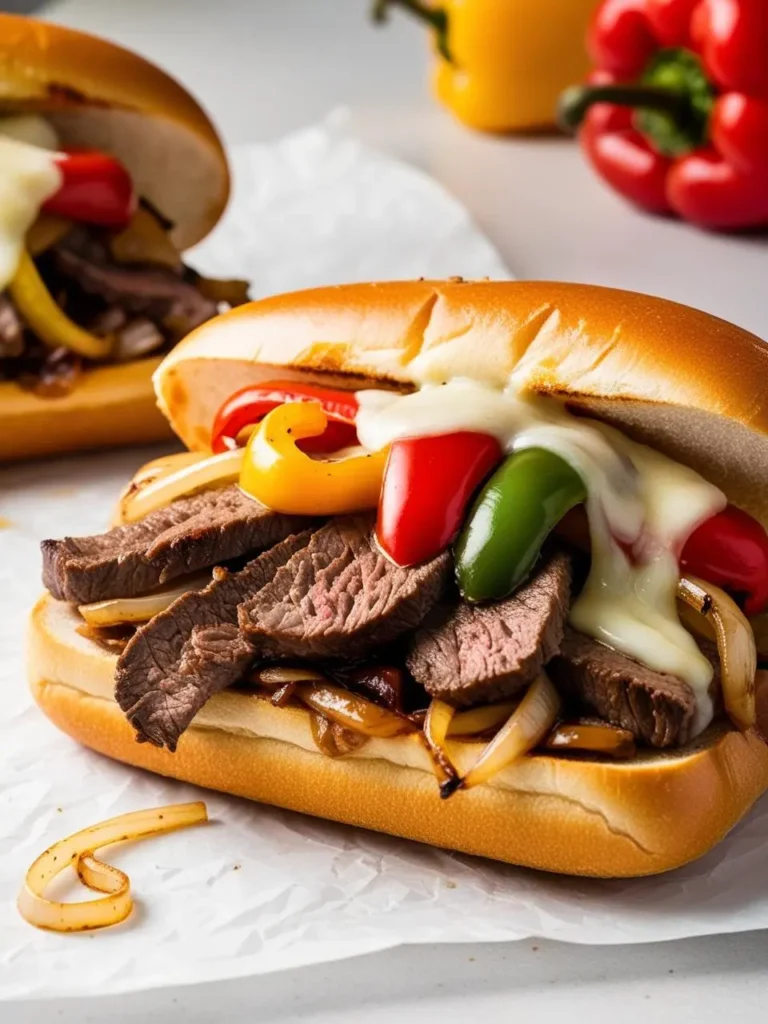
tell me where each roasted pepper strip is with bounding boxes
[377,432,502,567]
[560,0,768,229]
[455,448,586,603]
[681,505,768,616]
[240,402,386,515]
[7,249,113,360]
[212,381,359,454]
[43,149,137,228]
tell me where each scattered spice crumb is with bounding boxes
[669,969,674,975]
[57,807,62,813]
[444,880,457,889]
[233,863,241,871]
[468,957,475,962]
[532,945,539,952]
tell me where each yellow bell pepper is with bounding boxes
[240,402,388,515]
[7,249,113,360]
[374,0,598,132]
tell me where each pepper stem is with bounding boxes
[371,0,452,63]
[558,83,690,133]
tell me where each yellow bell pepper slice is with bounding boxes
[240,401,387,515]
[7,248,113,360]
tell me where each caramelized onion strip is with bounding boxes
[455,674,561,794]
[18,803,207,932]
[447,701,518,737]
[545,722,636,759]
[678,575,757,731]
[120,449,244,524]
[79,574,210,626]
[296,683,414,738]
[423,699,460,789]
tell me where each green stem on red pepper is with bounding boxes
[559,49,715,157]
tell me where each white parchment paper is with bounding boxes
[2,123,768,1001]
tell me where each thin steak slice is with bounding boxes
[239,515,451,661]
[42,485,305,604]
[53,240,217,331]
[115,530,316,751]
[548,628,700,748]
[406,551,572,707]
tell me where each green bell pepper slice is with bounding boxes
[455,447,587,603]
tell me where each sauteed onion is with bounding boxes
[678,575,757,731]
[79,574,210,626]
[423,699,460,790]
[297,683,414,739]
[452,674,561,794]
[545,722,636,759]
[119,449,244,524]
[18,803,207,932]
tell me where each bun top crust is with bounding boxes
[155,280,768,526]
[0,14,228,248]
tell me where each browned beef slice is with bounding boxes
[115,530,316,751]
[548,628,699,747]
[53,242,217,331]
[239,515,451,660]
[406,551,572,707]
[42,485,305,604]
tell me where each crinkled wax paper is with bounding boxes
[2,123,768,1002]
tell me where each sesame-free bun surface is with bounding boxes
[0,357,173,462]
[28,593,768,878]
[0,13,228,249]
[155,281,768,529]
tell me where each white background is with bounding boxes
[8,0,768,1019]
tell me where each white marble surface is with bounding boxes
[10,0,768,1019]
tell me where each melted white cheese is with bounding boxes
[356,380,725,734]
[0,120,62,290]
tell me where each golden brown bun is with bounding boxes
[28,593,768,878]
[155,281,768,529]
[0,358,172,462]
[0,13,228,249]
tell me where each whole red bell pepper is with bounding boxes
[681,504,768,615]
[559,0,768,229]
[377,432,502,567]
[211,381,359,455]
[43,149,137,228]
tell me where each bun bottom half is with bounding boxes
[0,358,172,462]
[28,594,768,878]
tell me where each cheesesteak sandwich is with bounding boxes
[29,280,768,877]
[0,14,247,462]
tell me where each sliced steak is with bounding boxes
[406,551,572,707]
[239,515,451,660]
[53,244,217,331]
[42,485,305,604]
[548,628,700,747]
[115,530,316,750]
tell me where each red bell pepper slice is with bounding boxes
[211,381,359,455]
[561,0,768,229]
[43,150,137,228]
[681,505,768,616]
[376,432,502,567]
